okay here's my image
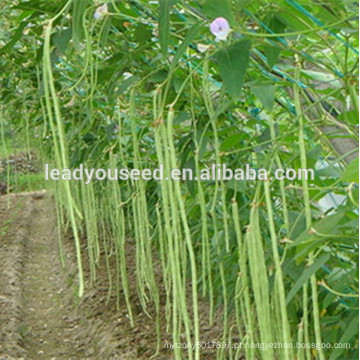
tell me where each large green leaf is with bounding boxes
[289,212,344,248]
[215,39,252,101]
[340,157,359,183]
[286,254,330,304]
[289,212,345,263]
[329,313,359,360]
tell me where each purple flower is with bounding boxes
[210,17,231,42]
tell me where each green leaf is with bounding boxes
[53,28,72,54]
[159,0,172,57]
[289,212,345,263]
[234,0,251,9]
[18,9,35,20]
[254,124,279,152]
[265,14,286,34]
[0,21,28,55]
[115,75,140,96]
[251,84,275,111]
[215,39,252,101]
[202,0,234,23]
[148,70,168,83]
[286,254,330,304]
[340,157,359,183]
[134,24,152,43]
[264,45,281,68]
[290,212,344,248]
[329,313,359,360]
[14,0,67,14]
[220,133,243,151]
[316,164,342,178]
[227,179,247,193]
[170,22,202,71]
[337,110,359,126]
[261,15,285,68]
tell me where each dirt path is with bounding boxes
[0,192,226,360]
[21,193,85,359]
[0,192,90,360]
[0,192,167,360]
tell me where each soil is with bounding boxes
[0,151,39,176]
[0,192,229,360]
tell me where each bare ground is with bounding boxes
[0,192,229,360]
